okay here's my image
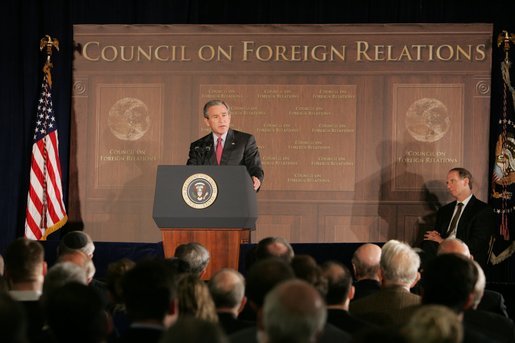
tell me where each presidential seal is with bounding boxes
[182,173,218,209]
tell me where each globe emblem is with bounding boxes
[107,97,150,141]
[405,98,450,143]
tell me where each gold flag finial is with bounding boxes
[40,35,59,63]
[39,35,59,86]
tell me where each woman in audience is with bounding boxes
[177,274,218,323]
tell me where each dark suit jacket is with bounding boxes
[464,310,515,343]
[229,323,351,343]
[187,129,264,183]
[477,289,509,318]
[326,308,376,335]
[116,326,164,343]
[434,195,495,267]
[352,279,381,301]
[217,312,254,335]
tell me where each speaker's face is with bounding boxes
[204,104,231,136]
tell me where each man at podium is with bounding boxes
[187,99,264,191]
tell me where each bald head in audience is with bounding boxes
[352,243,381,282]
[437,238,471,258]
[263,279,327,343]
[255,237,295,263]
[209,268,246,316]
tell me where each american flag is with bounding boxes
[24,64,67,240]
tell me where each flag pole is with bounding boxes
[25,35,67,240]
[490,31,515,264]
[497,31,515,241]
[38,36,59,233]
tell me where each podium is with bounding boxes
[153,165,257,278]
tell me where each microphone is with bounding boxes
[194,143,212,165]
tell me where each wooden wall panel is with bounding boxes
[70,24,493,246]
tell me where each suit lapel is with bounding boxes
[220,129,235,165]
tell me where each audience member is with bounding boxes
[57,232,109,306]
[105,258,135,339]
[321,260,375,335]
[422,253,496,342]
[230,258,350,343]
[229,258,295,343]
[174,242,210,278]
[41,261,88,306]
[0,291,28,343]
[402,305,463,343]
[350,240,421,326]
[4,238,46,342]
[290,254,328,297]
[462,260,515,343]
[438,238,510,318]
[351,243,382,300]
[255,236,294,263]
[58,230,95,258]
[262,279,326,343]
[118,259,178,343]
[44,282,109,343]
[163,257,191,276]
[55,250,95,283]
[159,316,228,343]
[208,268,253,335]
[238,237,295,321]
[177,273,218,323]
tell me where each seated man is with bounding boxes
[423,167,495,268]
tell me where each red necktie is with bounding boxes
[216,136,223,165]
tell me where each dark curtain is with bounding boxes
[1,0,514,255]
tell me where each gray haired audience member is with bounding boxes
[350,240,421,326]
[41,262,88,306]
[402,305,463,343]
[263,279,327,343]
[174,242,210,277]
